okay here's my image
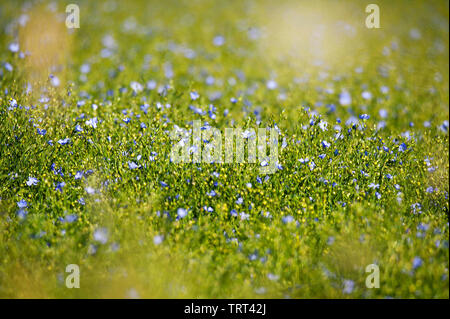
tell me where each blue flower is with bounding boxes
[318,120,328,131]
[267,273,279,281]
[177,208,188,219]
[17,199,28,208]
[153,235,164,245]
[85,187,95,195]
[230,209,238,217]
[93,227,109,244]
[203,206,214,212]
[130,81,143,93]
[299,157,309,164]
[327,236,335,245]
[411,203,422,214]
[26,176,39,186]
[359,114,370,120]
[140,103,150,114]
[86,117,98,129]
[261,211,271,218]
[189,105,205,115]
[342,280,355,294]
[3,62,13,72]
[55,181,65,192]
[9,42,19,53]
[213,35,225,46]
[74,171,83,180]
[240,212,250,220]
[412,256,423,270]
[282,215,294,224]
[249,252,258,261]
[439,120,448,132]
[339,91,352,106]
[206,190,217,197]
[37,128,47,136]
[417,223,429,232]
[128,161,140,170]
[361,170,369,177]
[325,104,336,113]
[190,91,200,100]
[361,91,372,100]
[160,181,168,188]
[321,140,331,148]
[266,80,277,90]
[399,143,407,152]
[64,214,78,223]
[58,137,71,145]
[75,124,83,132]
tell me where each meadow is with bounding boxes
[0,0,448,298]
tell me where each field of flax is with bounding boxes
[0,0,448,298]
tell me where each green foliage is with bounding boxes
[0,0,448,298]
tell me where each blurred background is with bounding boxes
[0,0,448,298]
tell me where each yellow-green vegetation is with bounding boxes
[0,0,448,298]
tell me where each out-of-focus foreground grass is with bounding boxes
[0,0,448,298]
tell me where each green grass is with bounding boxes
[0,0,448,298]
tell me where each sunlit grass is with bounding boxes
[0,0,448,298]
